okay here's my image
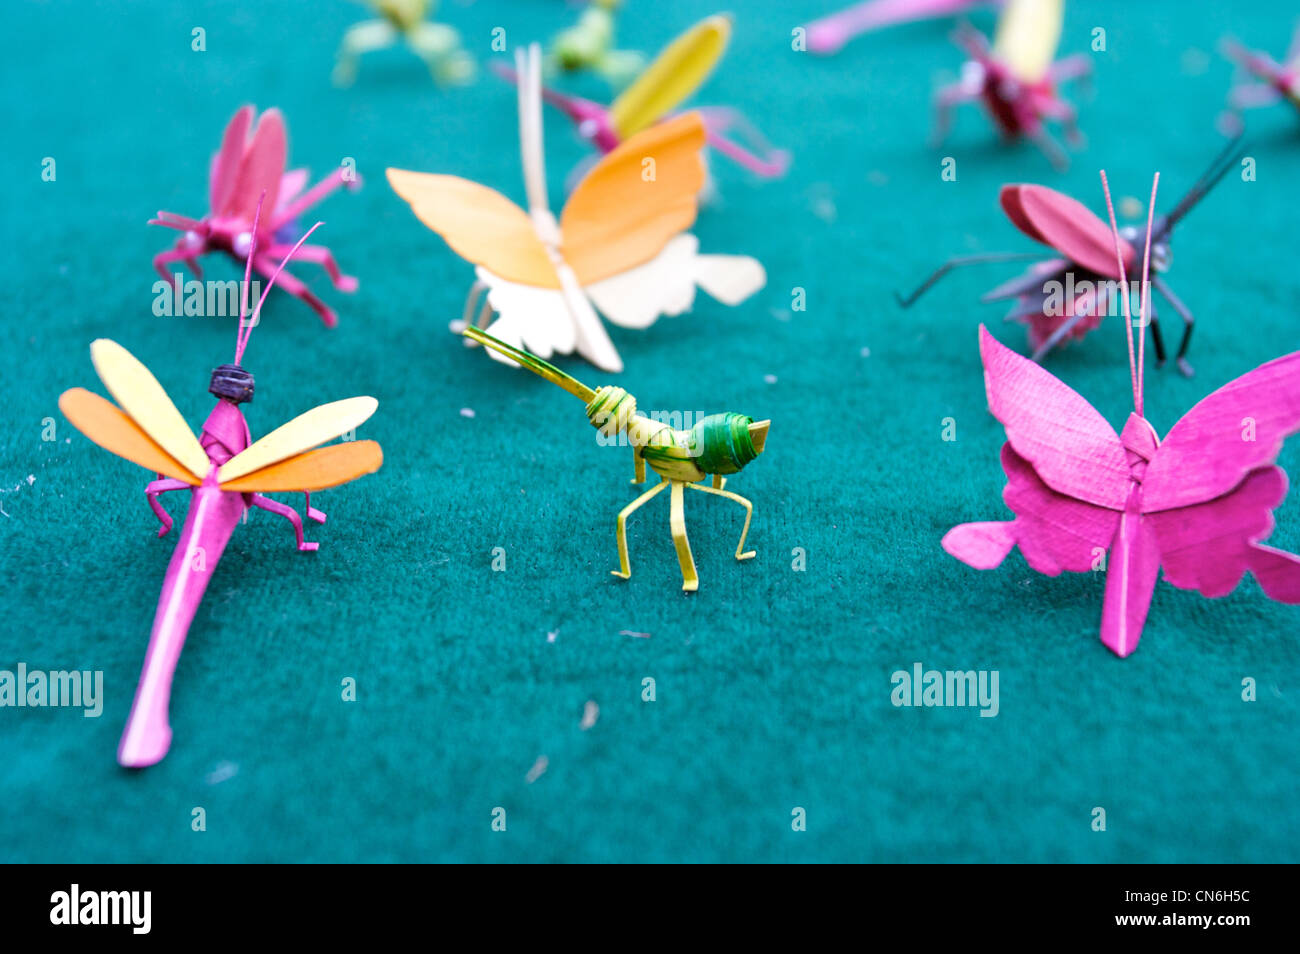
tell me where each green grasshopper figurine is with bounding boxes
[547,0,643,84]
[465,328,769,592]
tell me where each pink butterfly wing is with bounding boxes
[1142,351,1300,512]
[208,105,254,215]
[1000,443,1120,574]
[1000,184,1133,278]
[978,325,1130,509]
[1148,466,1300,601]
[221,108,288,223]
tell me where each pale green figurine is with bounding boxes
[547,0,643,85]
[334,0,474,87]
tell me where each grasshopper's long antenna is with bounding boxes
[463,327,597,403]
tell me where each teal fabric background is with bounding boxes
[2,0,1298,863]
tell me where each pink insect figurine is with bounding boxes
[933,0,1090,169]
[494,15,789,186]
[805,0,996,56]
[59,203,382,766]
[944,171,1300,658]
[896,137,1243,376]
[151,106,361,328]
[1218,24,1300,136]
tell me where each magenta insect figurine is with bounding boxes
[944,171,1300,658]
[1218,25,1300,135]
[897,137,1242,376]
[495,15,789,185]
[151,105,361,328]
[59,206,382,767]
[933,0,1090,169]
[805,0,995,56]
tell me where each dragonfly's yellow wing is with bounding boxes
[607,15,730,140]
[219,440,383,493]
[217,396,378,483]
[992,0,1063,83]
[89,339,211,479]
[58,388,201,484]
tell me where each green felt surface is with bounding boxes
[2,0,1299,863]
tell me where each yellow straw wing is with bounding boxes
[560,113,706,286]
[58,388,201,484]
[219,440,383,493]
[217,396,378,483]
[992,0,1063,83]
[607,15,731,140]
[385,169,560,288]
[89,339,211,479]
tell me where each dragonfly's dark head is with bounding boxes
[209,363,254,404]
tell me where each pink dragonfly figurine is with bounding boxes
[896,137,1242,376]
[944,171,1300,658]
[151,106,361,328]
[1218,24,1300,136]
[494,15,789,185]
[805,0,996,56]
[60,204,382,766]
[933,0,1090,169]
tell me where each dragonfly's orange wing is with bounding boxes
[219,440,383,493]
[385,169,560,288]
[560,112,707,286]
[58,388,201,484]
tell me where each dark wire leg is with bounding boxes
[895,252,1044,307]
[1154,276,1194,376]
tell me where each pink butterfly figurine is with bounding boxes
[150,106,361,328]
[943,170,1300,657]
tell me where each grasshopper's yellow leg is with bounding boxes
[611,480,668,581]
[711,473,726,490]
[333,20,399,87]
[631,443,646,485]
[669,481,699,592]
[687,482,756,561]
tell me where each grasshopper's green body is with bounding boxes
[465,328,769,591]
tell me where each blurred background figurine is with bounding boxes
[805,0,996,56]
[546,0,643,84]
[933,0,1089,170]
[333,0,474,87]
[1218,24,1300,136]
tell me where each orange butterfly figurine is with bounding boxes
[386,43,766,373]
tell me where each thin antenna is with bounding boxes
[1157,134,1242,236]
[233,192,325,364]
[462,327,596,403]
[1137,173,1160,415]
[1100,170,1139,415]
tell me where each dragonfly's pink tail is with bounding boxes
[118,479,245,767]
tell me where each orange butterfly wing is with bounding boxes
[385,169,560,288]
[560,112,707,286]
[58,388,201,484]
[218,441,383,493]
